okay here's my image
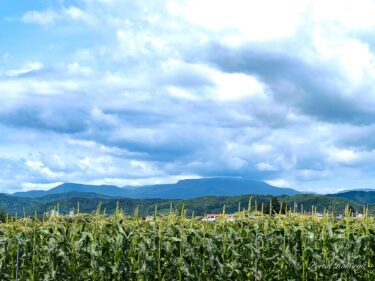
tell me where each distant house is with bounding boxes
[45,209,59,217]
[202,214,235,222]
[145,216,154,222]
[202,214,221,222]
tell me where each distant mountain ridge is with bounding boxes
[326,190,375,205]
[4,179,375,217]
[13,183,125,198]
[12,177,300,199]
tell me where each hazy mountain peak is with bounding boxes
[12,177,299,199]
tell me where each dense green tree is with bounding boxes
[264,197,283,214]
[0,208,7,222]
[347,204,355,216]
[1,192,375,217]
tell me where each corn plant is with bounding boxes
[0,206,374,280]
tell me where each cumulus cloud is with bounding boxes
[22,9,59,26]
[22,6,95,26]
[4,62,43,77]
[1,0,375,193]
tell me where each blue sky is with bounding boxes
[1,0,375,193]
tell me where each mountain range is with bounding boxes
[2,177,375,217]
[12,177,300,199]
[326,190,375,205]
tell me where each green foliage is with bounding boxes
[327,190,375,204]
[0,209,7,222]
[1,192,375,217]
[263,197,288,215]
[347,204,356,216]
[0,209,374,280]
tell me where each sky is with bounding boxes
[1,0,375,194]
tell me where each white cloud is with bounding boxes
[87,174,201,187]
[161,60,266,101]
[336,149,359,164]
[4,62,43,77]
[22,9,59,26]
[312,32,375,87]
[327,148,362,165]
[213,72,265,100]
[66,63,94,76]
[63,6,95,25]
[166,86,197,100]
[22,6,95,26]
[26,160,64,178]
[296,169,330,181]
[265,178,291,188]
[312,0,375,31]
[171,0,306,45]
[256,162,278,171]
[20,182,63,192]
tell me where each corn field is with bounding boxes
[0,204,374,281]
